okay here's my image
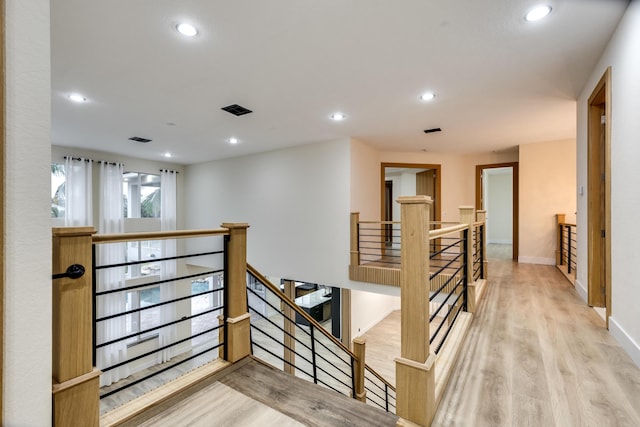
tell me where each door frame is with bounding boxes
[380,162,442,222]
[587,67,611,327]
[475,162,519,261]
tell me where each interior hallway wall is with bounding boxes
[577,1,640,367]
[4,0,52,424]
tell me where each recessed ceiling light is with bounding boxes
[330,112,346,121]
[176,23,198,37]
[68,93,87,103]
[228,137,239,144]
[420,92,435,101]
[164,152,173,158]
[525,5,552,22]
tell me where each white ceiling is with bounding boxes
[51,0,629,165]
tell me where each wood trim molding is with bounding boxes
[1,0,6,419]
[475,162,519,261]
[381,162,442,222]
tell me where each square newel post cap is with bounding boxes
[221,222,250,230]
[397,195,432,205]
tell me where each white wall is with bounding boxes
[4,0,52,424]
[577,1,640,366]
[519,139,576,265]
[485,170,513,244]
[350,289,400,337]
[185,139,351,287]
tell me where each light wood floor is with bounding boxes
[432,257,640,426]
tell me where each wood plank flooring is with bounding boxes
[432,257,640,426]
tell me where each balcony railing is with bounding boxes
[555,213,577,284]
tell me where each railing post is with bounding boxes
[221,222,251,363]
[52,227,100,427]
[567,225,572,274]
[353,337,367,402]
[459,206,476,313]
[476,210,488,279]
[350,212,360,266]
[556,213,566,266]
[282,279,296,375]
[395,195,435,427]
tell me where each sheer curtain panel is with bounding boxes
[96,162,129,386]
[64,157,93,226]
[159,170,177,362]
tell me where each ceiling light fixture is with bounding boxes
[163,152,173,158]
[68,93,87,103]
[176,23,198,37]
[420,92,435,101]
[330,112,346,121]
[228,137,239,144]
[525,5,552,22]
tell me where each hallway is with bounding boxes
[432,258,640,426]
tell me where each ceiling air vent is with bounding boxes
[129,136,152,143]
[423,128,442,134]
[221,104,253,116]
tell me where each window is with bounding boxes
[126,285,161,343]
[126,240,162,278]
[123,172,161,218]
[51,163,66,218]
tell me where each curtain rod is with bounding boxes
[160,169,179,174]
[63,156,123,166]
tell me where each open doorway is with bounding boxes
[476,163,519,261]
[587,67,611,328]
[381,162,441,225]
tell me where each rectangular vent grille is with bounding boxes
[221,104,253,116]
[423,128,442,134]
[129,136,152,143]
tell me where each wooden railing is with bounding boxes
[51,224,249,426]
[246,264,396,413]
[555,213,577,284]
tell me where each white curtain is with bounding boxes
[96,162,129,386]
[159,170,177,362]
[64,157,93,226]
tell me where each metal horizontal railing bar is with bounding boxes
[249,323,316,368]
[247,264,358,360]
[93,228,229,244]
[313,343,352,373]
[96,306,223,348]
[95,251,224,270]
[358,221,401,225]
[364,385,386,404]
[430,239,463,259]
[99,343,222,399]
[365,376,387,395]
[430,276,464,320]
[96,287,224,322]
[251,340,315,379]
[360,252,401,258]
[314,362,353,390]
[364,364,396,392]
[247,286,352,370]
[101,324,223,373]
[95,269,223,297]
[248,305,313,353]
[559,223,577,227]
[434,302,463,354]
[429,223,468,240]
[429,252,463,280]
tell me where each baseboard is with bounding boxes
[609,317,640,369]
[354,307,397,337]
[517,256,555,265]
[574,278,588,302]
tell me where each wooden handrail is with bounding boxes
[428,223,468,240]
[472,221,485,227]
[92,228,228,244]
[364,363,396,392]
[559,222,577,227]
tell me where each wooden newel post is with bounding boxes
[221,222,251,363]
[282,279,296,375]
[476,210,488,279]
[353,337,367,402]
[395,196,435,427]
[556,213,566,266]
[350,212,360,266]
[52,227,100,427]
[459,207,476,313]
